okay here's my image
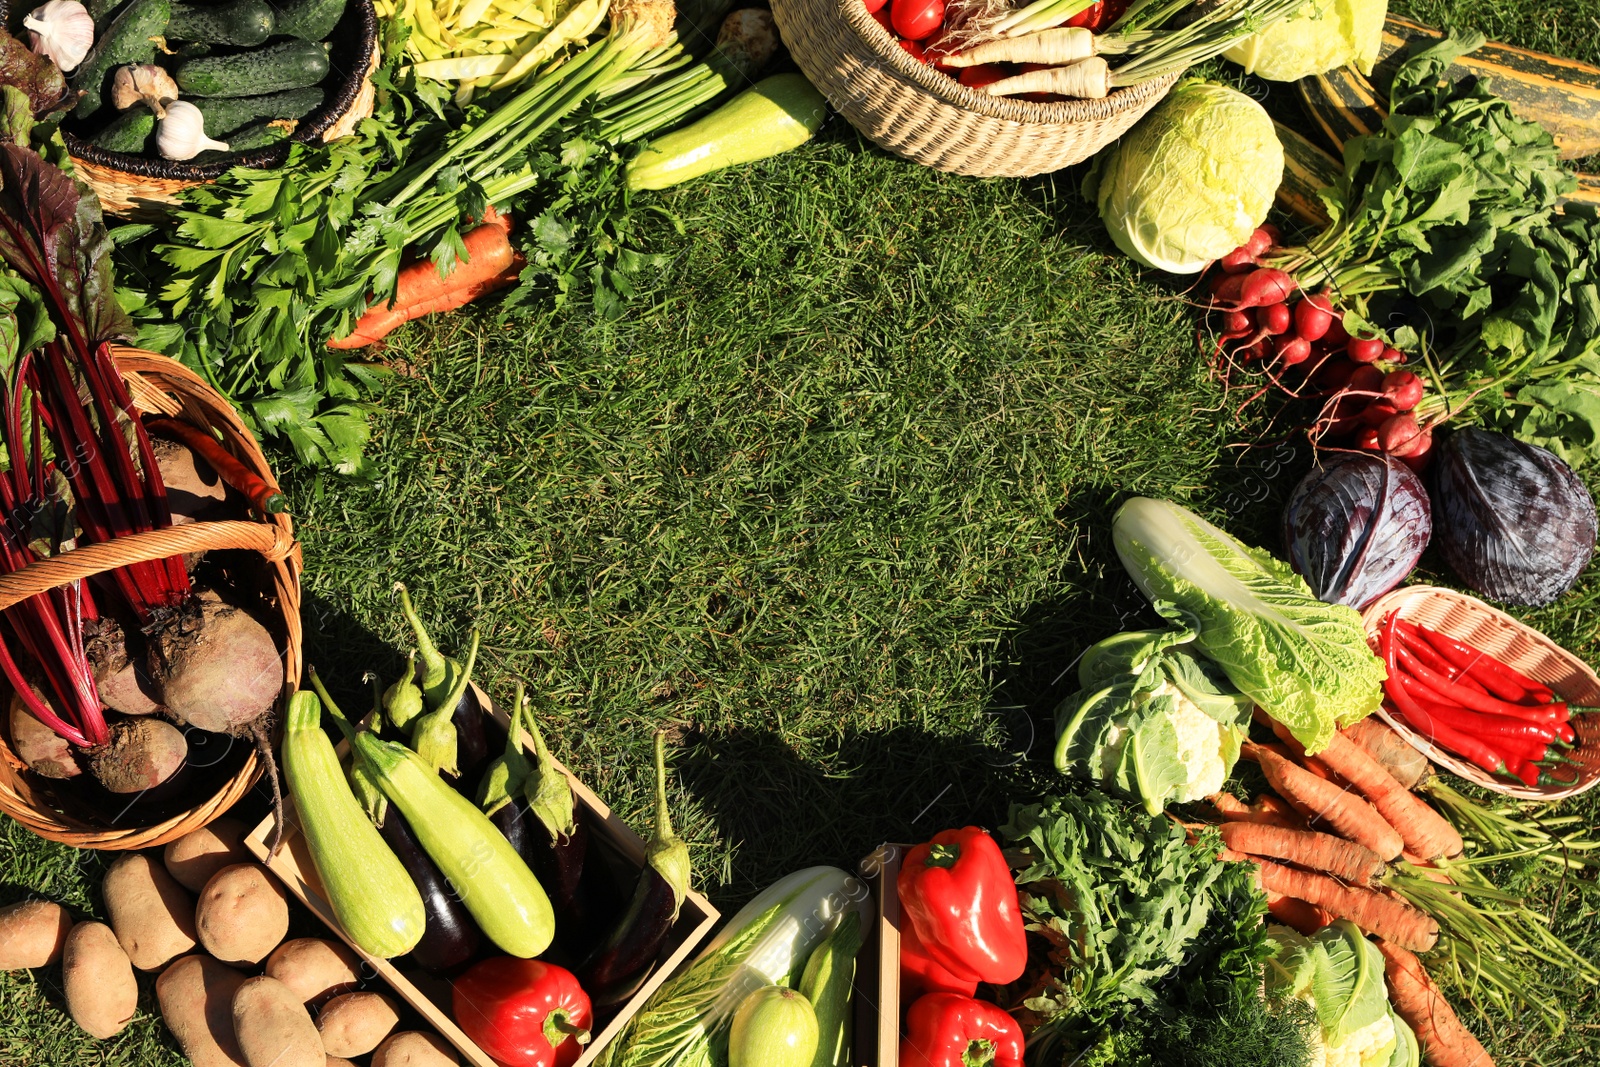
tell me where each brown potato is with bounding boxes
[0,899,72,970]
[265,938,363,1006]
[196,863,289,966]
[372,1031,459,1067]
[62,921,137,1038]
[103,852,197,970]
[326,1059,358,1067]
[157,955,249,1067]
[163,817,249,892]
[233,975,324,1067]
[317,991,400,1057]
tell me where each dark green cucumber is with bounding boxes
[86,0,125,21]
[72,0,172,119]
[193,86,323,136]
[193,119,287,161]
[168,0,275,45]
[175,39,329,97]
[90,108,156,152]
[273,0,347,40]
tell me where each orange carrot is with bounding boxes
[1219,821,1386,885]
[1252,794,1304,827]
[1344,717,1430,790]
[328,210,520,350]
[1232,854,1439,952]
[1268,719,1463,861]
[1266,892,1332,936]
[1246,742,1405,861]
[1401,851,1454,885]
[1376,940,1495,1067]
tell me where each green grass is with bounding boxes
[7,1,1600,1061]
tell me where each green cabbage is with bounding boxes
[1085,81,1282,274]
[1111,497,1385,754]
[1223,0,1387,81]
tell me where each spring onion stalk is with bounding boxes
[993,0,1094,38]
[1108,0,1305,84]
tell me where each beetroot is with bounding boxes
[9,697,81,779]
[150,593,280,735]
[89,718,187,794]
[87,619,160,717]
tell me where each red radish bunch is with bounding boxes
[1206,227,1436,472]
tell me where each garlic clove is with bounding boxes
[111,64,179,118]
[157,100,230,161]
[23,0,94,73]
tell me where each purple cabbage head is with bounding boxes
[1430,429,1597,607]
[1283,452,1432,609]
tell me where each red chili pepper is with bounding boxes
[1408,621,1556,703]
[1382,617,1505,774]
[900,917,978,1001]
[452,958,592,1067]
[1394,623,1489,694]
[1398,678,1558,742]
[1557,721,1577,745]
[1508,759,1540,787]
[1395,644,1558,720]
[898,827,1028,986]
[900,993,1025,1067]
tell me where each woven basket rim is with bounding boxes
[1361,584,1600,801]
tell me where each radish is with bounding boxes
[1293,294,1335,341]
[1243,229,1274,258]
[1276,335,1311,366]
[1361,399,1400,426]
[1212,273,1247,305]
[1324,313,1350,346]
[1220,247,1256,274]
[1219,309,1252,337]
[958,64,1006,88]
[1395,430,1434,472]
[1383,370,1424,411]
[1258,303,1291,336]
[1382,346,1405,365]
[1238,339,1268,362]
[1347,337,1384,364]
[1321,396,1366,440]
[1356,427,1382,451]
[1314,359,1356,391]
[88,718,188,795]
[1377,412,1422,453]
[1233,269,1295,310]
[1348,365,1385,394]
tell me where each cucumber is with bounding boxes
[72,0,171,119]
[167,0,275,45]
[90,107,156,152]
[626,74,827,192]
[175,39,329,98]
[194,119,287,162]
[193,86,323,136]
[86,0,125,21]
[274,0,347,40]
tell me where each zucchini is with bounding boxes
[1273,121,1340,227]
[175,39,329,98]
[281,691,427,959]
[90,107,155,152]
[71,0,171,119]
[193,86,324,136]
[1296,66,1383,155]
[626,73,827,192]
[274,0,348,40]
[1375,15,1600,160]
[167,0,275,46]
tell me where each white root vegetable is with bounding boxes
[62,921,138,1038]
[984,55,1110,99]
[944,26,1095,67]
[0,899,72,969]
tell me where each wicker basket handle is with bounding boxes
[0,521,298,612]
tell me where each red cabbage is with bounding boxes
[1283,452,1431,609]
[1430,429,1596,607]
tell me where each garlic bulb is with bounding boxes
[23,0,94,73]
[111,64,178,118]
[157,101,229,161]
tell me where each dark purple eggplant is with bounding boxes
[450,683,491,793]
[1429,429,1597,606]
[379,808,481,974]
[1283,451,1431,609]
[577,731,690,1008]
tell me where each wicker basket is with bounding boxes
[0,346,302,850]
[771,0,1180,176]
[1361,585,1600,801]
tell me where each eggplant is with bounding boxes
[379,807,481,974]
[1283,451,1431,609]
[450,683,491,793]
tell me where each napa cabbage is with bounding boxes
[1223,0,1387,81]
[1111,498,1385,755]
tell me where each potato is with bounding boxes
[326,1059,358,1067]
[233,975,324,1067]
[157,954,249,1067]
[196,863,290,966]
[265,938,362,1006]
[62,921,137,1038]
[163,817,249,892]
[372,1031,459,1067]
[0,899,72,970]
[103,852,197,970]
[317,991,400,1057]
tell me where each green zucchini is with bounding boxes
[175,39,329,98]
[1273,121,1340,228]
[626,73,827,192]
[193,86,324,136]
[168,0,275,46]
[281,691,427,959]
[1295,66,1383,155]
[274,0,348,40]
[90,107,155,152]
[71,0,171,119]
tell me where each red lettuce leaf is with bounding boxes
[0,31,70,121]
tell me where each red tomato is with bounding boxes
[870,3,893,30]
[899,38,928,61]
[958,63,1006,89]
[864,0,888,12]
[891,0,944,41]
[1065,0,1102,27]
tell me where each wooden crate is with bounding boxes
[246,685,720,1067]
[854,843,905,1067]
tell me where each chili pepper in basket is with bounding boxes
[1391,622,1489,694]
[1406,620,1557,704]
[1397,678,1559,742]
[900,993,1024,1067]
[1381,614,1506,775]
[1394,643,1564,722]
[897,827,1028,986]
[899,918,978,1001]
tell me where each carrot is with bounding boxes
[1210,792,1301,830]
[1244,742,1404,861]
[328,210,520,350]
[1376,940,1495,1067]
[145,416,287,515]
[1400,852,1453,885]
[1219,821,1386,885]
[1265,719,1463,861]
[1266,892,1332,936]
[984,56,1110,98]
[945,26,1096,67]
[1234,855,1439,952]
[1343,718,1430,790]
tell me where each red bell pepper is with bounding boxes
[898,827,1028,986]
[900,993,1024,1067]
[900,916,978,1001]
[453,958,592,1067]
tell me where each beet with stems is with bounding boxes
[9,695,80,779]
[87,617,161,717]
[149,591,280,735]
[89,718,188,795]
